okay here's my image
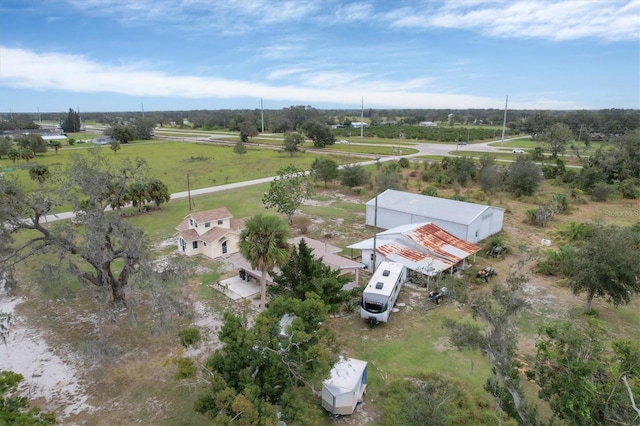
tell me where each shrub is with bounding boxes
[618,178,640,199]
[506,157,543,197]
[591,183,612,202]
[178,327,201,348]
[551,193,569,213]
[451,194,469,202]
[292,215,312,234]
[173,357,197,379]
[571,188,588,204]
[421,185,438,197]
[537,245,576,276]
[434,172,452,186]
[398,157,410,168]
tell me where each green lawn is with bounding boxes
[0,141,360,194]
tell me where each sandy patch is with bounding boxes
[0,294,93,419]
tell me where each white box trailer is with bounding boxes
[321,357,368,416]
[360,261,405,326]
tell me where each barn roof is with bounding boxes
[347,222,480,275]
[366,189,503,225]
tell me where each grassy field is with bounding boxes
[0,141,360,194]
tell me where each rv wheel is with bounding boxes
[368,316,377,328]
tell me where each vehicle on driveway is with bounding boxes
[512,149,525,154]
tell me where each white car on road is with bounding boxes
[512,149,525,154]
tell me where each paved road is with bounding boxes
[41,136,527,223]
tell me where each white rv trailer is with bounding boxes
[321,357,368,416]
[360,261,405,326]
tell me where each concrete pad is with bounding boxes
[220,275,260,301]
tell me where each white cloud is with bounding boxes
[2,45,561,109]
[389,0,640,42]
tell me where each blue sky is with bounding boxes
[1,0,639,113]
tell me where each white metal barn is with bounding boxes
[321,357,368,416]
[365,189,504,244]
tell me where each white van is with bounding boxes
[512,149,525,154]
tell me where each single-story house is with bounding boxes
[347,222,481,275]
[350,121,367,128]
[322,357,368,416]
[366,189,504,244]
[176,207,246,259]
[225,236,364,287]
[419,121,437,127]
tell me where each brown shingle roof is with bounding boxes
[188,207,232,224]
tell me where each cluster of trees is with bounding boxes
[538,222,640,312]
[332,124,514,142]
[420,155,543,198]
[105,117,156,143]
[195,295,336,424]
[60,108,82,133]
[523,109,640,140]
[444,263,640,425]
[0,134,46,164]
[0,148,175,306]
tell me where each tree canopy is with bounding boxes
[310,157,338,188]
[528,319,640,425]
[506,157,543,197]
[60,108,81,133]
[262,165,313,224]
[567,223,640,313]
[270,238,351,312]
[197,295,336,424]
[0,147,173,305]
[282,132,305,157]
[302,120,335,148]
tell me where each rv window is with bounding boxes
[382,270,390,276]
[375,282,384,289]
[363,300,386,313]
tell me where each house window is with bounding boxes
[189,219,193,226]
[192,241,198,249]
[217,220,223,225]
[203,242,207,246]
[222,240,228,254]
[205,222,211,228]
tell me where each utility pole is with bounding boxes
[360,97,364,138]
[187,174,193,211]
[142,102,145,119]
[261,98,264,133]
[500,95,508,144]
[372,194,378,270]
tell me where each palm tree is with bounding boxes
[239,213,291,310]
[28,165,50,188]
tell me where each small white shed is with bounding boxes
[321,357,368,416]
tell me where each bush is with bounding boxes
[178,327,201,348]
[619,178,639,199]
[537,245,576,276]
[551,193,569,213]
[173,357,197,379]
[292,215,312,234]
[451,194,469,202]
[506,158,543,197]
[591,183,612,202]
[398,157,410,168]
[421,185,438,197]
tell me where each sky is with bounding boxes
[0,0,639,113]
